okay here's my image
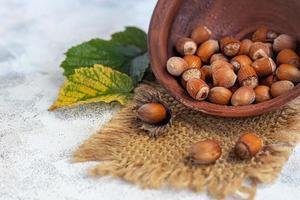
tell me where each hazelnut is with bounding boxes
[252,57,276,77]
[197,39,220,63]
[186,78,210,101]
[231,86,255,106]
[276,64,300,83]
[137,103,167,124]
[208,87,232,105]
[181,68,202,88]
[235,132,263,159]
[166,57,188,76]
[212,61,237,88]
[189,139,222,164]
[230,55,253,72]
[249,42,271,60]
[210,53,228,64]
[270,80,294,97]
[252,26,278,42]
[183,55,202,69]
[259,74,278,87]
[276,49,300,67]
[191,25,212,44]
[200,65,212,82]
[175,37,197,55]
[237,65,258,88]
[254,85,271,103]
[238,39,253,55]
[220,36,241,57]
[273,34,296,52]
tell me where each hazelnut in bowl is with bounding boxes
[148,0,300,117]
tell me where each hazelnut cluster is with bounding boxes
[166,25,300,106]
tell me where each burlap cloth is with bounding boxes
[73,83,300,199]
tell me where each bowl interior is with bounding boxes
[148,0,300,117]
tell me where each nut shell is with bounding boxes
[197,39,219,63]
[137,103,167,124]
[212,61,237,88]
[181,68,202,88]
[276,49,300,67]
[220,36,241,57]
[254,85,271,103]
[270,80,295,97]
[235,132,263,159]
[252,57,276,77]
[191,25,212,44]
[183,55,202,69]
[273,34,296,52]
[249,42,271,60]
[200,65,212,82]
[186,78,210,101]
[230,55,253,72]
[208,87,232,105]
[210,53,228,64]
[238,39,253,55]
[252,26,277,42]
[189,139,222,164]
[237,65,258,88]
[166,57,188,76]
[231,86,255,106]
[175,37,197,55]
[276,64,300,83]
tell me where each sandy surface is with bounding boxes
[0,0,300,199]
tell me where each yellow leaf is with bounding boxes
[49,64,133,111]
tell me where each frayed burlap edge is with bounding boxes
[72,83,300,200]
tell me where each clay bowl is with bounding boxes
[148,0,300,117]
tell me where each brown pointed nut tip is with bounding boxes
[186,78,210,101]
[137,103,167,124]
[235,132,263,160]
[197,39,219,63]
[238,39,253,55]
[260,74,278,87]
[220,36,241,57]
[200,65,212,82]
[270,80,295,98]
[252,57,276,77]
[210,53,228,64]
[249,42,271,60]
[181,68,202,88]
[191,25,212,44]
[230,55,253,72]
[237,65,258,88]
[175,37,197,56]
[231,86,256,106]
[211,60,237,88]
[189,139,222,165]
[276,49,300,67]
[273,34,297,52]
[252,26,278,42]
[166,57,188,76]
[183,55,202,69]
[276,64,300,83]
[208,87,232,105]
[254,85,271,103]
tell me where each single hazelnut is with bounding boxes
[183,55,202,69]
[231,86,255,106]
[191,25,212,44]
[273,34,296,52]
[276,64,300,83]
[211,60,234,71]
[251,57,276,77]
[220,36,241,57]
[137,103,167,124]
[238,39,253,55]
[210,53,228,64]
[237,65,258,88]
[259,74,278,87]
[270,80,295,97]
[252,26,278,42]
[208,87,233,105]
[181,68,202,88]
[166,57,188,76]
[249,42,271,60]
[197,39,220,63]
[175,37,197,55]
[235,132,263,159]
[276,49,300,67]
[254,85,271,103]
[186,78,210,101]
[200,65,212,82]
[230,55,253,72]
[189,139,222,164]
[211,61,237,88]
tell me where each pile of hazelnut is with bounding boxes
[166,25,300,105]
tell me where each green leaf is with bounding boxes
[49,64,133,111]
[61,26,148,82]
[129,52,149,85]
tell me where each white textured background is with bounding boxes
[0,0,300,199]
